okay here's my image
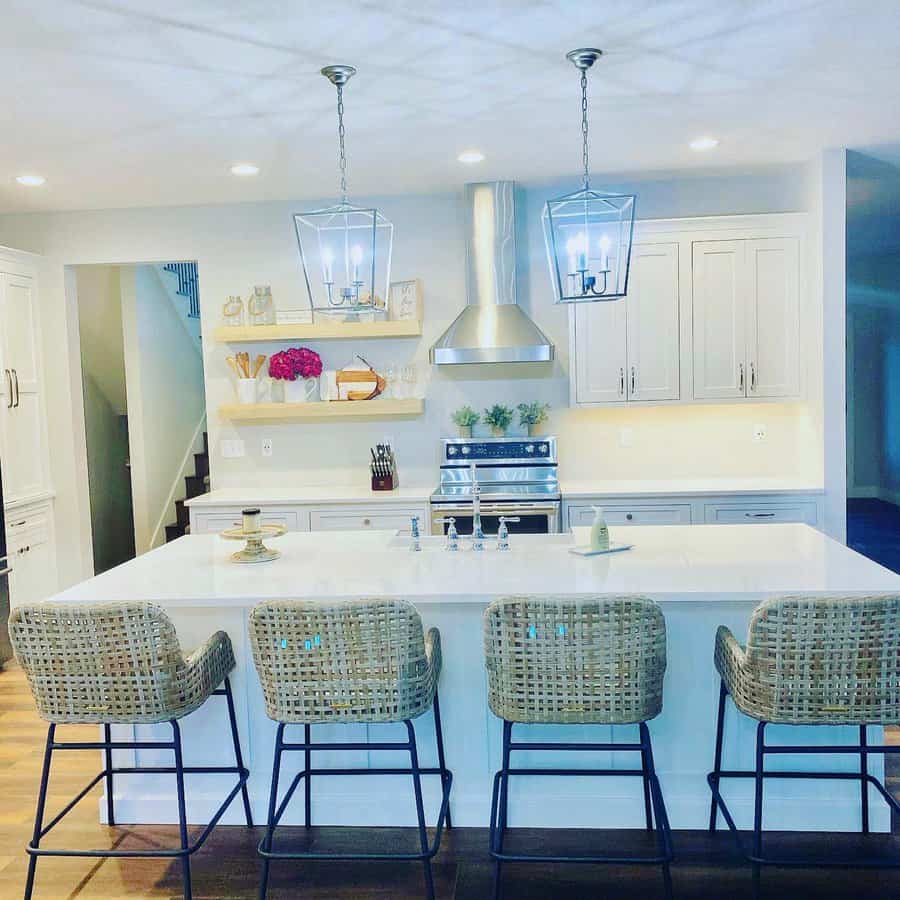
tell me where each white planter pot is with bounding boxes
[283,377,318,403]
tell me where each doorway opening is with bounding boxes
[74,262,207,575]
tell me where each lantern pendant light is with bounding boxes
[294,65,393,317]
[542,48,636,304]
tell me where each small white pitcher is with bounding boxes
[283,377,318,403]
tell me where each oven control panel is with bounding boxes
[442,437,556,463]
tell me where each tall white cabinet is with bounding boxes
[0,248,56,606]
[569,214,805,407]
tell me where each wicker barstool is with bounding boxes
[708,593,900,872]
[9,601,252,900]
[483,595,673,900]
[249,598,452,900]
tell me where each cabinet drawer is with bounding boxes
[568,503,691,528]
[6,509,49,546]
[192,508,303,534]
[704,502,817,525]
[310,506,427,532]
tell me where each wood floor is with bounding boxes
[1,663,898,899]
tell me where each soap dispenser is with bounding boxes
[590,506,610,552]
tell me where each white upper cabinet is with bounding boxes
[691,241,747,400]
[0,260,51,505]
[625,243,679,402]
[746,238,800,398]
[573,292,627,404]
[573,242,679,405]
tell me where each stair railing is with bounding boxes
[162,262,200,319]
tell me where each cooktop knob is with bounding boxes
[447,446,457,456]
[461,446,471,455]
[525,444,534,453]
[538,443,549,454]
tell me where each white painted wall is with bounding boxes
[0,163,825,586]
[120,266,205,554]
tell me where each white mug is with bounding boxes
[236,377,257,404]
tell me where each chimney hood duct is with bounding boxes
[430,181,554,365]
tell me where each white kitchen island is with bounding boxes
[49,524,900,833]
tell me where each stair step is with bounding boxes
[175,499,190,528]
[194,452,209,479]
[203,431,208,455]
[184,474,207,499]
[165,523,186,542]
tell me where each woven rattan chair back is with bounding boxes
[739,593,900,724]
[9,601,208,724]
[249,598,437,724]
[483,595,667,725]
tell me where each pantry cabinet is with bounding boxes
[692,237,800,400]
[573,242,679,404]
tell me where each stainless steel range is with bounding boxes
[430,436,560,535]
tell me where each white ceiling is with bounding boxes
[3,0,900,213]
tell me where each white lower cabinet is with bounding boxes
[5,500,57,607]
[310,506,427,532]
[190,507,308,535]
[564,492,822,533]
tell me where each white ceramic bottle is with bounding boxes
[590,506,610,551]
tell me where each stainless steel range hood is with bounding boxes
[430,181,554,365]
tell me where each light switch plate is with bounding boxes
[221,439,245,458]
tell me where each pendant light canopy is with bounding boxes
[294,65,393,315]
[542,49,636,304]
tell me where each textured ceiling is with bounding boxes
[2,0,900,212]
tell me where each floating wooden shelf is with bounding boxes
[219,398,424,422]
[212,320,422,343]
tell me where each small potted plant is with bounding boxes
[268,346,323,403]
[483,403,513,437]
[518,401,550,437]
[451,405,480,438]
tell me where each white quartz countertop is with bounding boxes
[559,477,825,498]
[50,524,899,609]
[185,486,432,507]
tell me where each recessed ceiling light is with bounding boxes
[15,174,46,186]
[457,150,485,164]
[230,163,260,176]
[689,136,720,152]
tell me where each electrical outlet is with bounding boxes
[619,427,634,448]
[753,424,767,442]
[261,438,273,458]
[221,439,245,459]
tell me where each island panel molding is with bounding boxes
[49,525,900,833]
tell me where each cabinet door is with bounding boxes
[746,238,800,398]
[574,297,627,404]
[6,507,56,606]
[0,274,47,504]
[692,241,747,399]
[626,243,679,401]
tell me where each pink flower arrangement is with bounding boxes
[268,347,323,382]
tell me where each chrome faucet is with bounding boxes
[470,463,485,551]
[410,515,421,552]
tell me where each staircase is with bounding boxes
[164,431,209,542]
[162,262,200,319]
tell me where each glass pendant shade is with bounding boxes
[542,189,635,303]
[294,203,393,312]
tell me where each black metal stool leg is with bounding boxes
[492,720,513,900]
[433,690,452,829]
[860,725,870,834]
[640,733,654,832]
[709,679,727,832]
[172,720,193,900]
[752,721,766,888]
[406,720,435,900]
[24,723,55,900]
[223,676,253,828]
[103,723,115,827]
[259,724,284,900]
[640,722,674,899]
[304,723,312,829]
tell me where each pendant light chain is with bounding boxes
[581,68,590,191]
[336,83,348,204]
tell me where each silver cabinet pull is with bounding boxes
[619,367,625,396]
[739,362,745,393]
[3,370,10,409]
[12,369,19,407]
[630,366,636,395]
[750,361,756,393]
[745,512,776,518]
